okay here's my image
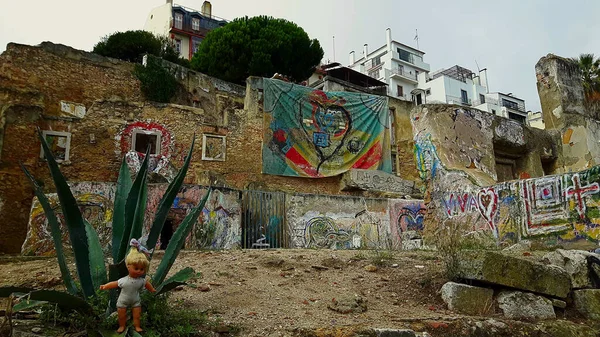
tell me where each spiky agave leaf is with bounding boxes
[155,267,195,295]
[112,157,133,262]
[37,129,95,299]
[152,188,212,285]
[146,136,196,257]
[85,220,107,291]
[21,163,79,296]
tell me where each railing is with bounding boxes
[501,99,526,113]
[446,95,471,106]
[391,68,417,81]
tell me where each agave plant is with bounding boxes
[1,129,211,333]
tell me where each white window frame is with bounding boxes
[174,13,183,30]
[202,134,226,161]
[40,130,71,162]
[175,39,182,54]
[192,17,200,31]
[131,129,161,155]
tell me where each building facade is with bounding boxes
[348,28,430,100]
[144,0,227,60]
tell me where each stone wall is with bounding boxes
[536,54,600,173]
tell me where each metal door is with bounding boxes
[242,190,287,249]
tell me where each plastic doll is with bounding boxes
[100,239,156,333]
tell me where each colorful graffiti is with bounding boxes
[23,183,115,256]
[441,166,600,247]
[414,133,439,181]
[301,210,383,249]
[262,78,391,178]
[389,200,426,249]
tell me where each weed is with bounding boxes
[368,249,396,267]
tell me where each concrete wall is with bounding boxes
[536,54,600,173]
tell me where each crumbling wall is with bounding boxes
[536,54,600,172]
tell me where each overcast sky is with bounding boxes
[1,0,599,112]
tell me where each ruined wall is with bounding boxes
[536,54,600,172]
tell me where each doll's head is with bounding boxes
[125,247,150,278]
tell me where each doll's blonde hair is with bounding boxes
[125,248,150,273]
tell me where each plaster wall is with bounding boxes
[143,2,173,37]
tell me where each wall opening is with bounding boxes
[132,129,161,154]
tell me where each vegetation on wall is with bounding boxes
[93,30,188,66]
[134,56,179,103]
[190,16,324,84]
[571,53,600,100]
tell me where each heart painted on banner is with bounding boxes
[477,188,498,230]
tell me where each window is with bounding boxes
[174,12,183,29]
[175,39,181,54]
[460,90,469,104]
[397,85,404,97]
[397,48,412,63]
[192,17,200,31]
[492,109,497,115]
[502,98,520,110]
[192,38,203,55]
[368,69,380,79]
[132,129,161,155]
[479,94,486,104]
[373,55,382,67]
[40,131,71,162]
[508,112,527,124]
[202,134,226,161]
[425,89,431,96]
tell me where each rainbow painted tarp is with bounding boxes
[262,78,391,178]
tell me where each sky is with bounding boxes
[1,0,599,112]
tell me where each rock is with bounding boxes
[551,299,567,309]
[391,264,399,268]
[31,327,42,333]
[537,320,599,337]
[459,251,571,298]
[502,240,531,253]
[440,282,494,315]
[197,284,211,292]
[327,295,367,314]
[364,264,378,272]
[542,249,600,289]
[572,289,600,320]
[497,291,556,320]
[373,328,416,337]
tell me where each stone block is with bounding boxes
[373,328,416,337]
[497,291,556,320]
[573,289,600,320]
[440,282,494,315]
[458,251,571,298]
[341,169,419,196]
[542,249,599,289]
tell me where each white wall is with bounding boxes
[173,33,190,59]
[144,3,173,37]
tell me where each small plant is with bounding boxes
[367,249,396,267]
[1,129,212,336]
[134,56,179,103]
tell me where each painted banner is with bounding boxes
[262,78,391,177]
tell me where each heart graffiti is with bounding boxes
[476,188,498,232]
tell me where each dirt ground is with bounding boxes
[0,249,598,337]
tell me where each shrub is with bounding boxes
[134,56,179,103]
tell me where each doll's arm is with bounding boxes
[99,281,119,290]
[145,280,156,293]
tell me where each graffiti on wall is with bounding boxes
[441,166,600,246]
[23,183,116,256]
[414,133,439,181]
[262,78,391,178]
[389,200,426,249]
[301,210,383,249]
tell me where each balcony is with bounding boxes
[391,51,430,71]
[390,68,418,83]
[501,99,526,113]
[446,95,471,106]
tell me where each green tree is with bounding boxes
[571,53,600,95]
[93,30,188,66]
[190,16,323,84]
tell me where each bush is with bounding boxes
[134,56,179,103]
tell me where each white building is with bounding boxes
[144,0,226,60]
[417,65,529,124]
[348,28,430,100]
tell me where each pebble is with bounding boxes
[364,264,378,272]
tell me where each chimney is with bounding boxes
[201,1,212,17]
[349,51,355,65]
[363,44,369,58]
[166,0,172,4]
[386,28,392,51]
[479,68,489,93]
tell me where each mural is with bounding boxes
[22,183,116,256]
[262,78,391,178]
[389,200,427,249]
[286,194,391,249]
[440,167,600,246]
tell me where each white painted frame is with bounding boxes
[202,134,226,161]
[131,129,162,155]
[40,130,71,162]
